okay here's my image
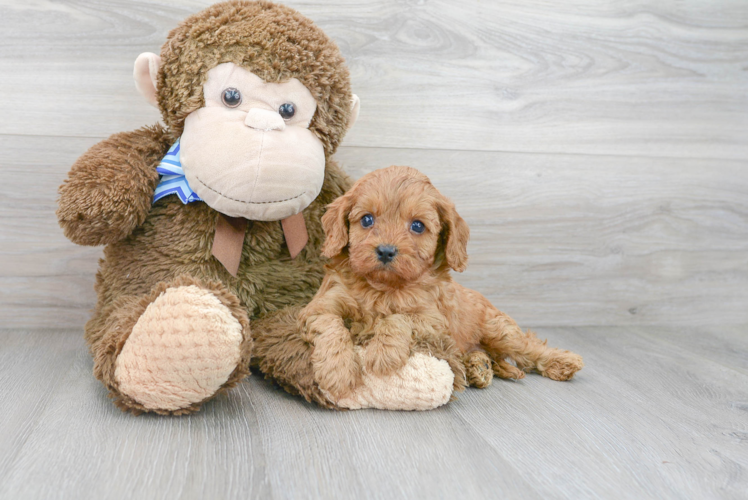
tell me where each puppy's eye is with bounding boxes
[410,220,425,234]
[221,88,242,108]
[279,102,295,120]
[360,214,374,228]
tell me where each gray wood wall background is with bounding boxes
[1,2,747,499]
[0,0,746,327]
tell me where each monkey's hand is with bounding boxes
[57,124,171,246]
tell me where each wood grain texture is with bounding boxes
[0,330,80,478]
[0,0,746,158]
[1,1,747,496]
[0,0,746,328]
[0,326,745,499]
[453,324,748,499]
[2,134,746,328]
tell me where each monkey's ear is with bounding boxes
[347,94,360,130]
[321,190,355,258]
[437,194,470,272]
[134,52,161,108]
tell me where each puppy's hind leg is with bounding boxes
[493,358,525,381]
[480,312,583,381]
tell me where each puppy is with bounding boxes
[301,165,583,400]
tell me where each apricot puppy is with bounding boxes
[302,165,583,399]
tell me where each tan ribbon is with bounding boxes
[212,212,308,277]
[212,215,249,277]
[280,212,309,260]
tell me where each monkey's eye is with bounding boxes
[410,220,425,234]
[360,214,374,228]
[221,88,242,108]
[279,103,296,120]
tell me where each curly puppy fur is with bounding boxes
[303,166,583,396]
[57,1,356,414]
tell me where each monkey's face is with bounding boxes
[180,63,326,221]
[133,2,361,219]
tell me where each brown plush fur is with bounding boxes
[300,166,583,396]
[251,306,339,409]
[57,1,356,414]
[157,0,353,155]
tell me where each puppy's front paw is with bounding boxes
[464,351,494,388]
[364,335,410,377]
[312,340,361,399]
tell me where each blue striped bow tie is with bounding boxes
[153,139,202,204]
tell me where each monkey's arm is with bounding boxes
[57,124,172,246]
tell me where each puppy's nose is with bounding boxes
[376,245,398,264]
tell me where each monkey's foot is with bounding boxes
[114,285,244,412]
[325,347,454,411]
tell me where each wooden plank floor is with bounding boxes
[1,0,747,498]
[0,326,746,499]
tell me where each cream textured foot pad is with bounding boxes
[114,285,243,411]
[329,349,455,411]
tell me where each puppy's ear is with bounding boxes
[437,194,470,272]
[321,190,355,258]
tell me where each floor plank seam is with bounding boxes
[2,132,747,164]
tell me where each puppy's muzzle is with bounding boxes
[375,244,398,265]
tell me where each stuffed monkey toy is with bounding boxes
[57,0,460,415]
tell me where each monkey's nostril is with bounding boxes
[375,245,398,264]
